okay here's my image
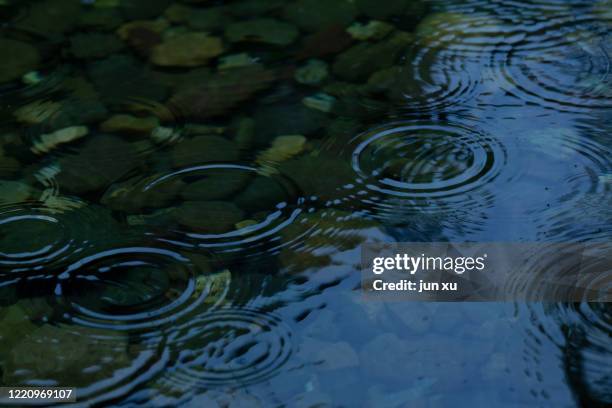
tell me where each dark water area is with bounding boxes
[0,0,610,406]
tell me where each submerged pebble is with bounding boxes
[332,32,413,82]
[225,18,299,46]
[355,0,427,20]
[295,59,329,85]
[169,65,276,119]
[69,32,124,59]
[0,39,40,83]
[169,201,245,234]
[77,8,123,30]
[14,101,62,125]
[234,175,290,214]
[100,114,160,134]
[257,135,307,162]
[171,135,239,167]
[116,20,167,54]
[151,33,224,67]
[22,71,43,85]
[101,176,186,213]
[89,55,168,101]
[0,181,36,205]
[347,21,394,41]
[3,324,130,387]
[280,153,354,199]
[0,0,607,404]
[253,102,325,146]
[180,170,252,202]
[302,93,336,113]
[56,135,142,195]
[32,126,89,155]
[16,0,81,34]
[151,126,180,144]
[256,135,307,175]
[283,0,357,32]
[218,53,256,70]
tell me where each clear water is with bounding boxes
[0,0,610,406]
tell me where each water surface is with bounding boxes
[0,0,610,406]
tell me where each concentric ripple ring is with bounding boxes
[0,202,87,275]
[142,164,304,258]
[58,247,217,332]
[351,122,506,200]
[161,308,293,388]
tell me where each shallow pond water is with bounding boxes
[0,0,611,406]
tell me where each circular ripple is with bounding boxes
[516,128,612,239]
[406,3,612,111]
[517,300,612,406]
[58,247,222,332]
[161,308,293,388]
[2,322,169,407]
[0,201,103,275]
[509,241,612,405]
[500,29,612,111]
[401,15,501,111]
[436,0,596,14]
[506,244,612,302]
[135,164,304,259]
[344,121,507,222]
[114,97,186,149]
